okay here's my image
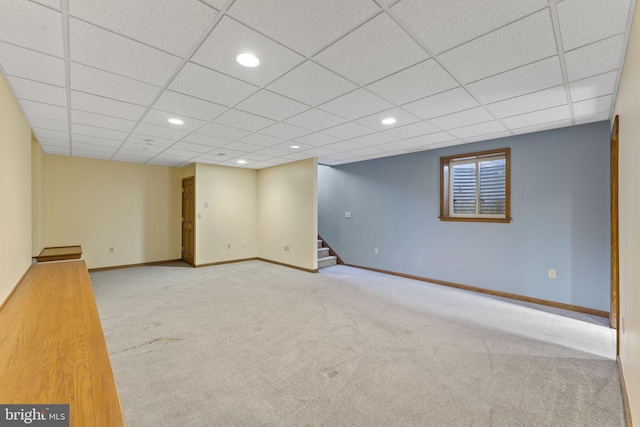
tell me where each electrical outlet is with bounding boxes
[227,244,231,249]
[548,269,556,279]
[109,247,114,253]
[374,248,379,255]
[284,245,289,252]
[621,317,625,334]
[242,241,246,248]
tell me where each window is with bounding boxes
[440,148,511,223]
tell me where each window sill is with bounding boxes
[439,216,512,223]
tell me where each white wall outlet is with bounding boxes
[197,213,202,219]
[284,245,289,252]
[374,248,379,255]
[621,317,625,334]
[242,241,246,248]
[548,269,556,279]
[227,244,231,249]
[109,247,114,253]
[204,201,209,208]
[345,211,352,218]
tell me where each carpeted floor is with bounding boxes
[90,260,624,426]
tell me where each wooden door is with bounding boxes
[182,177,195,266]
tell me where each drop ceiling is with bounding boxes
[0,0,634,169]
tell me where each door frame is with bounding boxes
[182,176,196,267]
[610,116,619,352]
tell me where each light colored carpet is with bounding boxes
[90,260,624,426]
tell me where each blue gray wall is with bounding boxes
[318,121,611,311]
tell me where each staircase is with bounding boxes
[317,239,337,269]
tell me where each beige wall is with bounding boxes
[613,4,640,422]
[0,75,32,305]
[42,155,182,269]
[31,137,43,256]
[258,158,318,270]
[194,163,258,265]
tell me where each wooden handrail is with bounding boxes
[0,261,125,426]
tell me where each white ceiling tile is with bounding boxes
[466,56,563,104]
[237,152,273,161]
[391,0,547,54]
[71,142,118,154]
[133,122,189,141]
[212,108,275,132]
[270,142,309,152]
[157,148,198,160]
[502,105,571,129]
[438,10,557,83]
[112,149,156,162]
[301,146,339,157]
[565,35,625,81]
[573,95,613,117]
[319,89,393,120]
[430,107,495,130]
[0,1,63,57]
[574,112,610,124]
[267,61,357,106]
[346,132,398,146]
[69,18,182,86]
[284,109,347,131]
[511,119,572,135]
[345,146,385,157]
[141,109,206,132]
[40,145,70,155]
[170,141,213,153]
[69,0,217,57]
[199,148,246,160]
[322,122,376,139]
[406,132,458,146]
[70,91,146,121]
[120,141,165,153]
[486,86,568,118]
[281,152,315,161]
[237,133,284,147]
[72,123,129,141]
[169,62,258,106]
[200,0,226,9]
[314,13,428,85]
[403,87,479,120]
[569,71,617,102]
[28,116,68,132]
[355,108,420,131]
[383,121,440,139]
[374,140,419,152]
[153,90,227,121]
[198,122,251,141]
[0,42,65,85]
[20,99,67,121]
[183,133,231,147]
[146,156,187,167]
[218,140,263,152]
[72,149,114,160]
[236,90,308,121]
[125,134,177,147]
[252,146,290,157]
[322,140,366,153]
[293,132,340,146]
[227,0,380,56]
[192,16,303,87]
[70,62,161,105]
[259,123,312,140]
[366,59,458,105]
[33,0,61,9]
[36,131,68,144]
[71,110,136,132]
[557,0,630,51]
[463,130,512,143]
[71,134,125,147]
[9,76,66,106]
[448,121,507,139]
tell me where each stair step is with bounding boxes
[317,247,330,257]
[317,239,323,248]
[318,255,337,269]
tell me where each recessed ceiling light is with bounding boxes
[237,159,247,164]
[237,53,259,67]
[143,139,156,145]
[168,118,184,125]
[290,145,300,149]
[382,117,396,125]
